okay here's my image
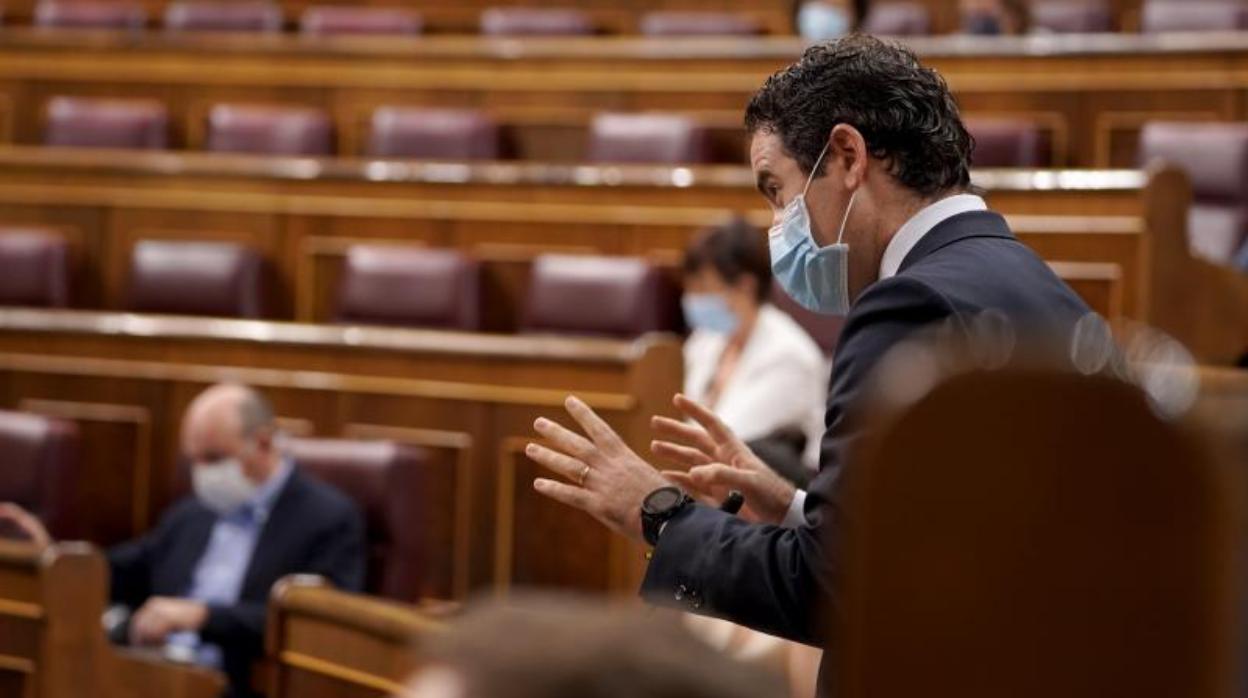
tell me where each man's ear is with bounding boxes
[829,124,868,190]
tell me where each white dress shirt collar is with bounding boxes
[878,194,988,280]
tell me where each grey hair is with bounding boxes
[236,386,276,437]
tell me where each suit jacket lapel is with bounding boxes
[238,468,304,600]
[898,210,1015,274]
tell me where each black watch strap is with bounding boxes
[641,486,693,547]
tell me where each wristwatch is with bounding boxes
[641,486,693,547]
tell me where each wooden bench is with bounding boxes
[0,540,225,698]
[0,28,1242,166]
[0,311,681,596]
[0,146,1241,361]
[266,575,441,698]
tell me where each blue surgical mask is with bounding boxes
[798,3,851,40]
[682,293,740,335]
[768,143,856,316]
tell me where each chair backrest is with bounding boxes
[33,0,145,28]
[266,575,442,698]
[44,96,168,150]
[337,245,482,331]
[861,2,932,36]
[164,0,283,31]
[837,368,1238,698]
[299,5,422,35]
[0,541,109,698]
[285,439,428,602]
[479,7,593,36]
[522,254,678,338]
[1141,0,1248,32]
[0,227,70,308]
[1139,121,1248,265]
[966,118,1049,167]
[0,411,79,540]
[638,11,762,36]
[1031,0,1113,33]
[126,239,268,317]
[587,112,711,165]
[367,107,500,160]
[204,103,333,156]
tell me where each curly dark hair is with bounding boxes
[744,34,974,197]
[682,217,772,303]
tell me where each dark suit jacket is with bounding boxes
[641,210,1091,645]
[108,465,366,697]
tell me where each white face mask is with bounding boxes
[768,142,857,315]
[192,457,259,515]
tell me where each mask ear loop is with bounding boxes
[836,189,858,246]
[802,142,831,197]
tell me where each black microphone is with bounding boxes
[719,490,745,515]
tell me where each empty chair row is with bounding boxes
[0,235,682,338]
[44,99,714,162]
[861,0,1248,36]
[42,96,1055,166]
[32,1,767,36]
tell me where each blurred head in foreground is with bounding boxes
[402,595,785,698]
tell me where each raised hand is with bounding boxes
[649,394,797,526]
[527,396,671,543]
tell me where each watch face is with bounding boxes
[644,486,682,514]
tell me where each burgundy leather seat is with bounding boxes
[44,96,168,150]
[1141,0,1248,32]
[126,239,268,317]
[522,254,679,338]
[0,227,70,308]
[479,7,593,36]
[638,11,762,36]
[1141,122,1248,265]
[205,104,334,156]
[861,2,932,36]
[34,0,146,28]
[1031,0,1113,33]
[1139,122,1248,267]
[0,411,79,541]
[164,0,283,31]
[588,113,711,165]
[286,438,427,602]
[966,118,1049,167]
[367,107,500,160]
[299,6,422,35]
[337,246,481,330]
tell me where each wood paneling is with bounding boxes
[0,147,1241,361]
[0,541,226,698]
[0,30,1246,165]
[0,311,682,595]
[266,576,440,698]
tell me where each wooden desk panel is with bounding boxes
[0,30,1247,165]
[0,311,682,596]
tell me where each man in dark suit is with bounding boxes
[523,34,1091,648]
[0,383,365,697]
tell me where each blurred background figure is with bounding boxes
[401,595,787,698]
[0,383,365,698]
[793,0,869,40]
[681,218,828,485]
[960,0,1030,34]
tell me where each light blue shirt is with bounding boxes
[166,459,293,667]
